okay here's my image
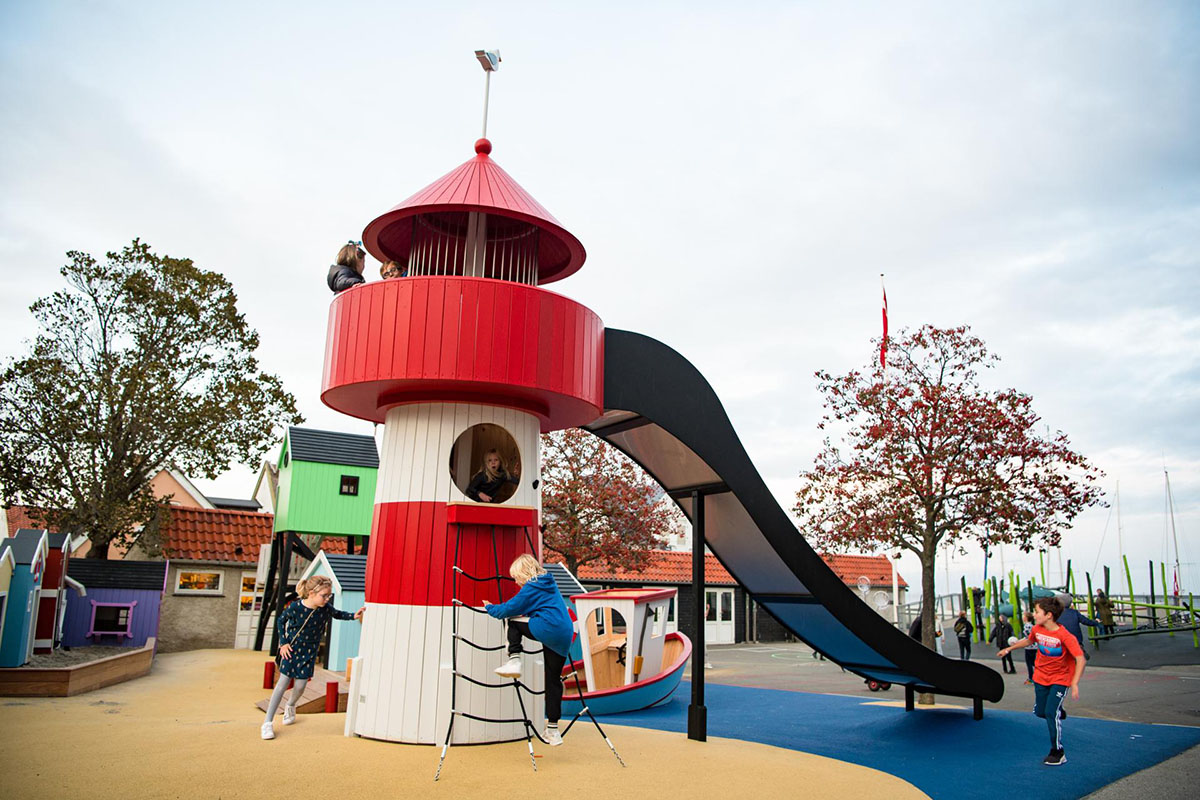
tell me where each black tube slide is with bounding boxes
[584,329,1004,704]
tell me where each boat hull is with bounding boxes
[560,632,692,716]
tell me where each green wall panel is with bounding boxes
[275,455,376,537]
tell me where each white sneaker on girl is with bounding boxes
[495,655,522,678]
[261,721,275,740]
[282,705,296,725]
[544,725,563,746]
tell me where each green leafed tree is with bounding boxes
[793,325,1104,654]
[0,240,302,557]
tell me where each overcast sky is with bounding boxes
[2,1,1197,597]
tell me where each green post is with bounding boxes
[961,576,968,612]
[1009,570,1019,627]
[967,583,978,643]
[1104,565,1110,595]
[1040,551,1046,585]
[1027,580,1035,612]
[1067,559,1074,595]
[1123,555,1137,628]
[1086,572,1099,649]
[983,580,992,643]
[1191,593,1198,649]
[1162,562,1173,637]
[1149,561,1157,629]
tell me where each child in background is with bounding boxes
[998,596,1085,766]
[1021,610,1037,684]
[261,575,364,740]
[483,554,574,746]
[327,241,367,293]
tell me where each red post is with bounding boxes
[324,680,339,713]
[263,660,276,689]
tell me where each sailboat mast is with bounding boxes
[1165,469,1182,597]
[1116,480,1125,568]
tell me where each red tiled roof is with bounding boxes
[575,550,736,586]
[156,507,275,563]
[821,553,908,589]
[5,505,58,537]
[570,549,906,589]
[154,507,349,564]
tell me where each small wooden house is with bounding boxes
[62,560,169,649]
[273,426,379,544]
[300,552,366,669]
[11,530,71,653]
[0,530,48,667]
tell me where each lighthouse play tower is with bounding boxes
[322,136,603,744]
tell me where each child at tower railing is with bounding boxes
[483,554,574,746]
[327,241,367,293]
[261,574,364,740]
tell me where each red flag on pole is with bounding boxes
[880,275,888,370]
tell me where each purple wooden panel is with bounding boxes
[62,587,162,648]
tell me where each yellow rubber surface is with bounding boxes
[0,649,930,799]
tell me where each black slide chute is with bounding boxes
[585,329,1004,706]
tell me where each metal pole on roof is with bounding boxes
[688,489,707,742]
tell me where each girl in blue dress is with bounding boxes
[261,574,364,740]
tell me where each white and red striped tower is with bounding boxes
[322,136,603,744]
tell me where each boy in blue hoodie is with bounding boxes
[484,554,574,746]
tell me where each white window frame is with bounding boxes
[174,567,225,596]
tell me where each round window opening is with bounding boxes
[449,423,522,504]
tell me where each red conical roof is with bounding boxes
[362,138,586,284]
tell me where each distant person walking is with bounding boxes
[1093,589,1116,635]
[1021,611,1037,684]
[954,610,974,660]
[1056,594,1102,661]
[998,596,1086,766]
[989,614,1016,673]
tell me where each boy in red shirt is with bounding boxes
[998,596,1085,766]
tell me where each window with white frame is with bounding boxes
[175,569,224,595]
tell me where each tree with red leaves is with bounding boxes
[794,325,1104,653]
[541,428,679,574]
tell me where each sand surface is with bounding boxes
[0,649,929,799]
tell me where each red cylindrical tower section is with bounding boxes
[321,276,603,432]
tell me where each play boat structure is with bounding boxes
[563,588,692,717]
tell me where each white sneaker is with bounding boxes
[282,705,296,725]
[260,721,275,740]
[544,726,563,746]
[494,655,522,678]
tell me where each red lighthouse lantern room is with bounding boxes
[323,137,603,745]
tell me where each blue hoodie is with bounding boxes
[485,572,574,657]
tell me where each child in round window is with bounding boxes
[466,449,520,503]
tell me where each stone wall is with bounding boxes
[157,563,243,653]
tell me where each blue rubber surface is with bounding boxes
[605,682,1200,800]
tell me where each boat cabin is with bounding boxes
[571,587,681,692]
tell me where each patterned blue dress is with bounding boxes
[277,601,356,680]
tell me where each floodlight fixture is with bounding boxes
[475,49,501,72]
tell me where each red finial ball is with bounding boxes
[475,138,492,155]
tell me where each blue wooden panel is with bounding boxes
[329,590,365,667]
[61,587,163,648]
[0,569,38,667]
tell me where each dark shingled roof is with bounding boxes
[1,531,47,564]
[324,553,367,593]
[207,497,262,511]
[68,559,168,591]
[543,562,585,600]
[14,529,69,550]
[288,427,379,468]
